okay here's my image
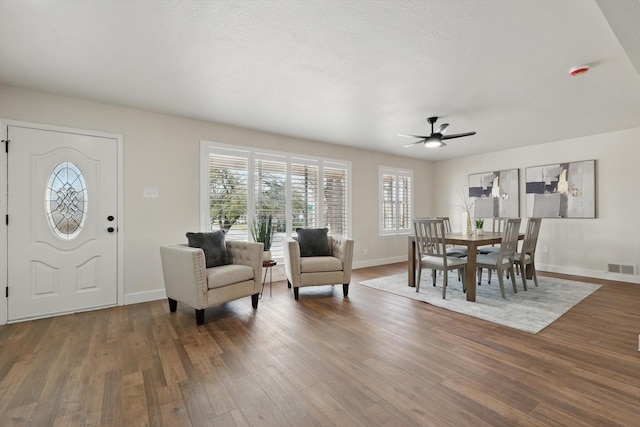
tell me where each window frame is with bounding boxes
[379,166,414,236]
[200,142,352,259]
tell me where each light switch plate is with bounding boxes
[143,188,159,198]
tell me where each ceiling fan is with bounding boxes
[399,116,476,148]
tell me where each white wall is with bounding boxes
[434,127,640,283]
[0,84,435,304]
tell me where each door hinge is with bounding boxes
[2,139,8,153]
[5,287,7,298]
[5,215,7,226]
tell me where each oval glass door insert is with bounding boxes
[45,161,88,239]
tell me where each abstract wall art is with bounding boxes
[525,160,596,218]
[468,169,519,218]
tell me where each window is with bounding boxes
[380,167,413,235]
[202,143,351,260]
[46,161,88,240]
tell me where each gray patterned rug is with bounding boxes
[358,272,601,333]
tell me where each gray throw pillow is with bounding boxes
[186,230,228,268]
[296,227,331,257]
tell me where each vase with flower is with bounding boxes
[457,186,474,236]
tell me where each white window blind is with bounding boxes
[380,167,413,235]
[291,163,319,230]
[203,143,351,260]
[208,152,248,240]
[324,165,348,236]
[254,157,287,258]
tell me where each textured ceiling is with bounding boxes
[1,0,640,161]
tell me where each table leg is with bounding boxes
[525,264,533,280]
[465,243,477,302]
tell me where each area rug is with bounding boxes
[358,273,601,333]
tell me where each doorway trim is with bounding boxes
[0,119,124,325]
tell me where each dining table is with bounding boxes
[407,232,525,302]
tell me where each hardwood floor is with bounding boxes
[1,263,639,426]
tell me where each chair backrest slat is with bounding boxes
[498,218,522,259]
[492,217,508,233]
[522,217,542,254]
[436,217,453,234]
[414,218,447,259]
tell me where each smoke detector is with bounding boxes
[570,65,590,76]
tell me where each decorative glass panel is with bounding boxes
[45,161,88,240]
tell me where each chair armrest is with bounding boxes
[331,235,354,283]
[226,240,264,292]
[160,245,208,309]
[283,238,301,286]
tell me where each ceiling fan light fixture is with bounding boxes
[424,139,443,148]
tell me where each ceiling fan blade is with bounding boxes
[402,139,426,147]
[398,133,428,139]
[434,123,449,134]
[441,131,476,140]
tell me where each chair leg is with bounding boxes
[287,279,292,289]
[168,298,177,312]
[343,284,349,297]
[477,267,482,285]
[442,270,448,299]
[509,265,518,293]
[252,293,259,308]
[488,269,492,284]
[432,269,437,286]
[496,269,506,299]
[531,260,539,287]
[416,265,422,292]
[461,266,467,293]
[294,287,299,300]
[195,309,204,325]
[520,261,528,291]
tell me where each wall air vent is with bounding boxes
[606,263,637,275]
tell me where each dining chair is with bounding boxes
[437,216,468,257]
[475,218,521,298]
[413,218,467,299]
[513,217,542,290]
[478,217,509,254]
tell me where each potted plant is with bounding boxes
[251,214,274,260]
[473,218,485,235]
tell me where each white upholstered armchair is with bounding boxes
[284,230,354,300]
[160,239,263,325]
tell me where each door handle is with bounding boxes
[107,227,115,233]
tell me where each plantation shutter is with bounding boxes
[254,157,287,258]
[382,173,396,232]
[208,153,248,240]
[324,165,348,236]
[397,173,412,232]
[291,163,319,230]
[381,168,412,234]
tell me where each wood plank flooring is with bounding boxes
[1,263,639,426]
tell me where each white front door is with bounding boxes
[7,125,118,321]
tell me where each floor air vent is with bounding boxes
[606,263,637,275]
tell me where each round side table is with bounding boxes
[261,260,277,298]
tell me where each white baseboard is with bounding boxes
[124,288,167,305]
[536,263,640,284]
[353,256,407,270]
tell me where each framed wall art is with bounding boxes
[468,168,519,218]
[525,160,596,218]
